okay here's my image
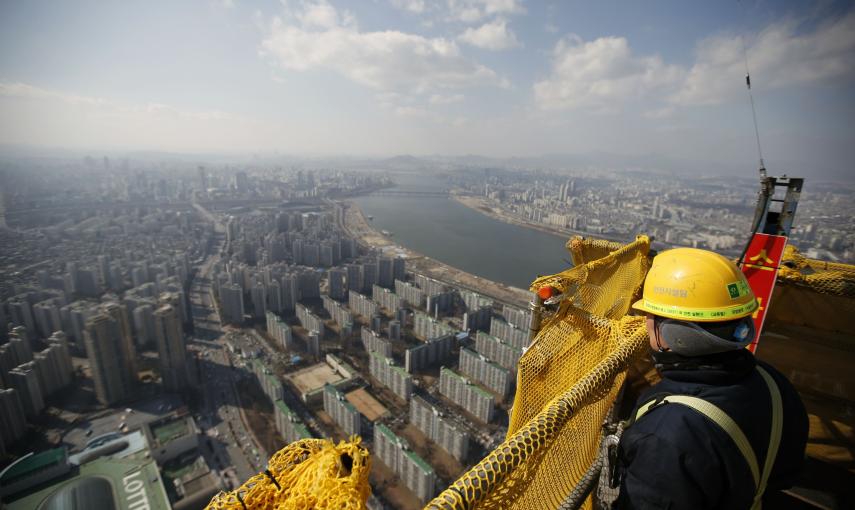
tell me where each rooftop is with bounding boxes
[0,448,67,486]
[150,416,192,446]
[6,456,170,510]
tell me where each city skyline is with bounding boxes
[1,1,854,180]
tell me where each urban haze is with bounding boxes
[1,1,854,509]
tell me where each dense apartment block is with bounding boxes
[373,423,436,503]
[425,291,454,316]
[372,284,403,313]
[462,306,492,332]
[83,313,128,406]
[489,318,530,350]
[327,268,347,300]
[405,333,455,373]
[296,303,325,338]
[323,384,362,436]
[368,351,412,401]
[253,360,284,403]
[409,395,469,462]
[266,311,294,350]
[474,331,523,372]
[460,290,493,311]
[361,327,393,357]
[413,311,456,341]
[413,273,446,297]
[502,305,532,331]
[7,362,45,418]
[274,399,313,444]
[458,348,513,399]
[0,388,27,450]
[348,291,377,319]
[394,279,425,309]
[220,283,245,325]
[322,295,353,328]
[153,304,187,393]
[438,367,495,423]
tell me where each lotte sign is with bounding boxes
[741,233,788,353]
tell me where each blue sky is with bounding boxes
[1,1,853,178]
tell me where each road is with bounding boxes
[187,223,265,486]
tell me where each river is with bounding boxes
[352,173,571,290]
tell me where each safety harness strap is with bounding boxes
[754,366,783,510]
[633,366,783,509]
[635,395,760,486]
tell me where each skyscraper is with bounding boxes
[376,257,394,289]
[101,302,137,390]
[220,283,244,325]
[328,268,347,301]
[0,388,26,450]
[84,313,127,406]
[153,305,187,393]
[8,362,46,417]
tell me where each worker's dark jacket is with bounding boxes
[614,349,808,509]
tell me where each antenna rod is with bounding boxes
[739,19,764,172]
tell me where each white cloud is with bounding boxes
[446,0,525,23]
[672,12,855,105]
[260,0,501,94]
[390,0,426,14]
[459,19,520,50]
[533,35,683,111]
[0,82,108,107]
[429,93,464,104]
[534,12,855,113]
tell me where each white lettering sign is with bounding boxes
[123,470,151,510]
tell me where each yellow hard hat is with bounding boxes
[632,247,758,322]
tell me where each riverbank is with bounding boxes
[341,200,533,309]
[451,192,591,243]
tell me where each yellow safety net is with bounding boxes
[426,235,652,510]
[205,437,371,510]
[778,244,855,297]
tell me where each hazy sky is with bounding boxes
[1,1,853,177]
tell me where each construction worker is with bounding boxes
[614,248,808,509]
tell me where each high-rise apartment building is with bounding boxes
[413,311,455,341]
[395,280,425,309]
[474,331,522,372]
[101,302,137,390]
[368,351,412,401]
[220,283,244,325]
[274,399,313,444]
[153,305,187,393]
[84,313,127,406]
[323,384,361,437]
[372,284,402,312]
[438,367,495,423]
[376,257,394,289]
[327,268,347,300]
[348,291,377,319]
[458,348,513,399]
[404,333,456,374]
[0,389,27,450]
[373,423,436,503]
[296,304,324,339]
[409,395,469,462]
[361,327,393,358]
[7,363,45,417]
[266,311,294,350]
